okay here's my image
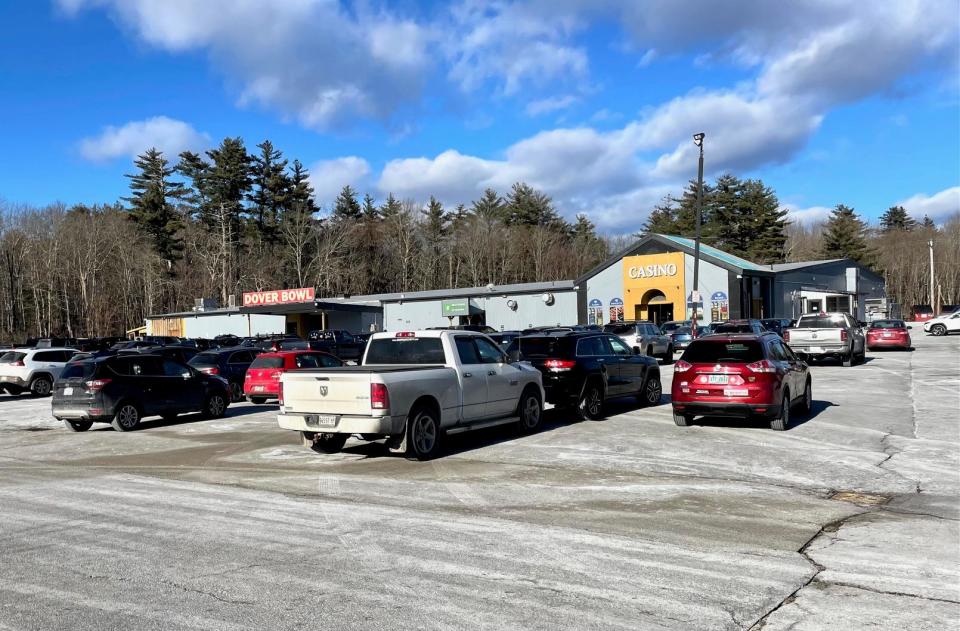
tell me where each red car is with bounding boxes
[671,333,811,431]
[244,351,343,404]
[866,319,912,351]
[911,305,934,322]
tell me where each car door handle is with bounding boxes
[487,370,496,376]
[597,358,605,363]
[463,372,472,378]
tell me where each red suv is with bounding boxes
[244,351,342,404]
[671,333,811,431]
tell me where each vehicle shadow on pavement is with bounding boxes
[689,399,836,431]
[84,404,272,432]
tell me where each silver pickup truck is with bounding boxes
[784,312,866,366]
[278,330,545,460]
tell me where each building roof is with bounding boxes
[768,259,846,272]
[147,307,243,320]
[577,233,773,283]
[373,280,576,303]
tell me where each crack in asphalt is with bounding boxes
[159,578,254,606]
[814,580,960,605]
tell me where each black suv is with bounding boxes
[52,354,230,432]
[514,332,662,419]
[188,347,261,401]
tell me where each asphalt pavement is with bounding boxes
[0,331,957,630]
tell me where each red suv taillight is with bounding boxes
[746,360,777,373]
[12,360,24,367]
[84,378,112,392]
[371,383,389,410]
[200,367,219,375]
[271,370,282,381]
[674,360,692,373]
[543,359,576,370]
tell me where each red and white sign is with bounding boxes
[242,287,315,307]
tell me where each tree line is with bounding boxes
[1,137,956,341]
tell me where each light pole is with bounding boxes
[929,239,935,314]
[692,132,705,333]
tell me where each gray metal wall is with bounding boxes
[583,260,624,324]
[181,313,286,338]
[383,290,578,331]
[682,254,730,324]
[772,262,886,318]
[326,310,383,333]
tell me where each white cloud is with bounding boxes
[308,157,372,205]
[61,0,431,131]
[898,187,960,222]
[525,95,578,116]
[784,204,834,226]
[78,116,209,162]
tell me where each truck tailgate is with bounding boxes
[282,370,372,416]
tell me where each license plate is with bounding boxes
[305,414,337,427]
[882,332,892,338]
[808,347,822,354]
[253,385,265,392]
[724,388,749,397]
[707,375,729,384]
[63,387,73,396]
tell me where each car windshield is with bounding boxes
[870,320,905,329]
[683,340,764,363]
[673,327,693,335]
[250,355,284,369]
[602,324,635,335]
[365,337,445,364]
[797,314,846,328]
[0,352,25,363]
[518,337,566,358]
[713,323,753,333]
[277,339,309,350]
[661,322,687,333]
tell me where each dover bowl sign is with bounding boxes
[242,287,315,307]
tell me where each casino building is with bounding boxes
[145,233,885,336]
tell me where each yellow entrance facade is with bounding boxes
[622,252,686,325]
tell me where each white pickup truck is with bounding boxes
[277,330,545,460]
[784,312,866,366]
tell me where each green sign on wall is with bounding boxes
[441,299,469,317]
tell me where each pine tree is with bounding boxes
[471,188,504,221]
[124,148,186,264]
[673,179,716,239]
[643,196,679,234]
[380,193,402,219]
[879,205,917,232]
[821,204,874,264]
[362,194,380,220]
[248,140,289,236]
[921,215,936,229]
[333,185,362,221]
[176,150,212,222]
[287,160,318,215]
[741,179,788,263]
[712,174,748,254]
[504,182,563,228]
[206,137,252,221]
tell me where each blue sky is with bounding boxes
[1,0,958,233]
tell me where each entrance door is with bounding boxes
[647,303,673,324]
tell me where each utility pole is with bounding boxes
[929,239,935,314]
[692,132,705,333]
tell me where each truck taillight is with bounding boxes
[840,330,847,342]
[395,332,416,338]
[746,360,777,373]
[674,360,692,373]
[278,381,284,406]
[543,359,576,370]
[783,330,790,342]
[84,378,112,392]
[371,383,389,410]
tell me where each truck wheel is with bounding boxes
[29,375,53,397]
[63,419,93,432]
[771,393,790,431]
[310,433,348,454]
[842,351,853,367]
[406,406,442,461]
[578,380,604,420]
[673,412,690,427]
[111,403,141,432]
[639,375,662,406]
[517,388,543,434]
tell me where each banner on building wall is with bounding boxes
[588,299,603,325]
[710,291,729,321]
[609,297,624,322]
[242,287,315,307]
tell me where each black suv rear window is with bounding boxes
[365,338,445,364]
[683,340,764,363]
[518,337,568,358]
[60,362,98,380]
[189,353,220,367]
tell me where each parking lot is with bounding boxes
[1,332,957,630]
